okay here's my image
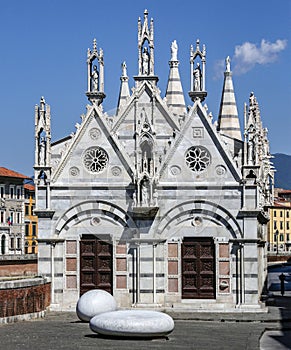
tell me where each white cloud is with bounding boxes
[232,39,287,74]
[213,59,225,80]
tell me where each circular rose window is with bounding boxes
[83,147,108,173]
[185,146,211,172]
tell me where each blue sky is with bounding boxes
[0,0,290,176]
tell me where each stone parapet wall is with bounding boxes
[0,254,37,277]
[0,277,51,323]
[268,254,291,264]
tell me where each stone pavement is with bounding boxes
[0,295,290,350]
[260,294,291,350]
[0,312,268,350]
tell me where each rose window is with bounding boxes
[185,146,211,172]
[83,147,108,173]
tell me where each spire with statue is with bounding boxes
[189,39,207,102]
[86,38,106,105]
[134,9,158,86]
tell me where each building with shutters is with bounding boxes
[0,167,30,256]
[24,183,38,254]
[35,10,273,311]
[268,190,291,253]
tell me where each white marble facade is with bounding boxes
[34,10,274,311]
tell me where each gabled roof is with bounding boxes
[51,102,135,182]
[273,200,291,208]
[24,183,35,191]
[0,167,30,179]
[278,190,291,194]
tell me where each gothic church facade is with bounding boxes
[34,10,274,311]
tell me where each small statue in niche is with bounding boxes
[142,47,150,75]
[132,191,137,208]
[193,62,201,91]
[247,138,254,166]
[38,170,47,185]
[247,125,255,165]
[141,183,149,206]
[91,65,99,91]
[153,190,158,207]
[39,137,46,165]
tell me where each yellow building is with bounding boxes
[24,183,38,254]
[268,190,291,253]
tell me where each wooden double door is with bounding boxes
[80,235,113,296]
[181,237,215,299]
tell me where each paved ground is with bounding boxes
[268,263,291,293]
[0,295,290,350]
[0,312,269,350]
[260,329,291,350]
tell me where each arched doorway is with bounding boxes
[79,234,113,296]
[181,237,215,299]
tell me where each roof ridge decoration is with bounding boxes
[243,92,274,208]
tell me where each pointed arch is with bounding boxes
[156,200,242,239]
[55,200,136,236]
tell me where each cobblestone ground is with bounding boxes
[0,312,269,350]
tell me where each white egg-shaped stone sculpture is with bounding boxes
[76,289,117,322]
[90,310,175,337]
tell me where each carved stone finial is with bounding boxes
[171,40,178,61]
[202,44,206,55]
[122,61,127,77]
[196,39,200,51]
[93,38,97,53]
[249,92,256,106]
[226,56,231,72]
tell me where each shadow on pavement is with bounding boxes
[262,263,291,349]
[84,333,170,341]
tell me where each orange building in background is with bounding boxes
[24,183,38,254]
[268,190,291,253]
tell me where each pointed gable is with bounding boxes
[112,80,180,148]
[158,100,241,184]
[51,105,133,184]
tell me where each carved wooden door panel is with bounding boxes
[80,235,113,296]
[182,237,215,299]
